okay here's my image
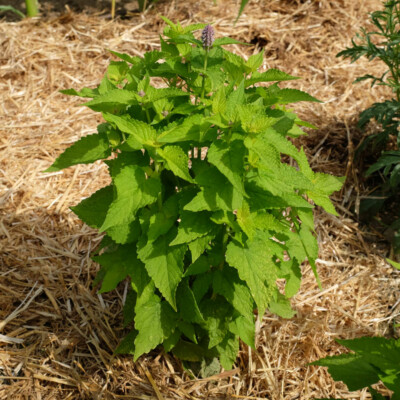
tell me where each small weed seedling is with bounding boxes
[46,19,343,368]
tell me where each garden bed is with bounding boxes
[0,0,399,398]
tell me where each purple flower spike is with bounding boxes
[202,24,215,49]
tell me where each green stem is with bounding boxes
[145,107,151,124]
[200,50,209,100]
[111,0,116,19]
[154,161,163,210]
[25,0,38,17]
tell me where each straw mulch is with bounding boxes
[1,0,399,398]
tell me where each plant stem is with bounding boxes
[200,50,209,101]
[111,0,116,19]
[154,161,163,210]
[145,107,151,124]
[25,0,38,17]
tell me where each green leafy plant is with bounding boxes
[337,0,400,252]
[0,0,38,18]
[312,258,400,400]
[45,18,343,368]
[312,337,400,400]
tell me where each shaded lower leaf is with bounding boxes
[134,296,177,360]
[226,232,277,313]
[137,228,186,309]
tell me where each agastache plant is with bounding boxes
[45,17,343,369]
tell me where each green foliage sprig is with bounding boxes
[312,337,400,400]
[337,0,400,252]
[46,18,343,368]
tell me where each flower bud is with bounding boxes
[138,90,146,97]
[202,24,215,49]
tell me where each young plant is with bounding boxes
[0,0,38,18]
[312,337,400,400]
[46,18,343,368]
[337,0,400,252]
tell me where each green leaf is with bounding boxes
[108,49,140,65]
[184,256,211,277]
[115,329,137,354]
[387,258,400,270]
[134,296,177,360]
[213,267,254,321]
[245,69,299,86]
[158,146,194,182]
[163,330,181,352]
[177,321,197,344]
[213,37,248,46]
[235,202,283,240]
[93,243,143,293]
[236,0,250,21]
[225,80,245,120]
[107,61,129,84]
[226,232,277,313]
[0,5,25,18]
[366,151,400,176]
[123,290,137,326]
[103,113,157,149]
[170,211,216,246]
[157,114,215,144]
[192,272,213,304]
[307,192,338,216]
[207,140,246,195]
[215,334,239,370]
[146,87,190,103]
[84,89,138,111]
[312,172,345,195]
[60,87,98,98]
[311,353,380,391]
[229,315,255,349]
[185,166,243,212]
[245,50,264,72]
[71,186,112,229]
[268,289,296,318]
[100,165,160,231]
[337,337,400,375]
[201,298,232,348]
[212,86,227,115]
[137,228,186,309]
[172,340,205,362]
[147,195,179,242]
[278,259,302,298]
[276,88,321,104]
[177,280,204,324]
[44,133,110,172]
[188,233,215,262]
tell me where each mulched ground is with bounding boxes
[0,0,399,398]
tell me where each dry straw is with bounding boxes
[0,0,399,398]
